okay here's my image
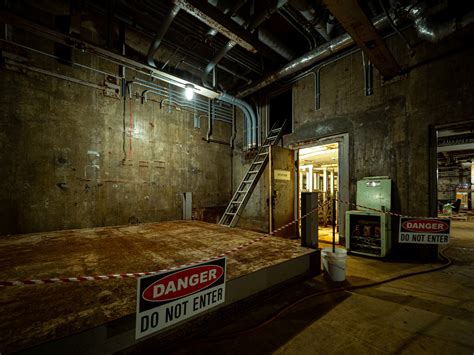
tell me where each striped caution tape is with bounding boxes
[336,198,453,220]
[0,200,332,287]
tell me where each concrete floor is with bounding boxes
[131,220,474,354]
[0,221,314,353]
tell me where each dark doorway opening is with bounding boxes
[269,89,293,136]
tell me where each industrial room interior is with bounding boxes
[0,0,474,354]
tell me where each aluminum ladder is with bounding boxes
[219,120,287,227]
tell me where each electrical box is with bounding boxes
[356,176,391,212]
[347,176,392,257]
[346,211,391,257]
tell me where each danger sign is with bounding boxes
[399,217,450,245]
[136,258,226,339]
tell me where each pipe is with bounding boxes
[202,40,236,88]
[250,0,288,29]
[147,4,181,67]
[407,4,474,43]
[238,33,352,97]
[207,100,213,142]
[290,0,329,41]
[362,52,373,96]
[326,14,335,36]
[314,47,360,109]
[258,28,296,61]
[279,5,315,51]
[218,93,256,148]
[237,14,391,97]
[230,106,237,148]
[202,0,290,87]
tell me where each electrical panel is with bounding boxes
[346,176,392,257]
[346,211,391,257]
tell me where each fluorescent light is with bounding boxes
[185,84,194,100]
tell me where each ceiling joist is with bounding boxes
[323,0,401,78]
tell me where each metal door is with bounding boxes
[269,145,296,237]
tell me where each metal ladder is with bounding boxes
[219,120,287,227]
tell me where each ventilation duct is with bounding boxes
[147,4,181,67]
[237,3,474,97]
[407,3,474,43]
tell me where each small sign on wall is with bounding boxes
[399,217,450,244]
[136,258,226,339]
[274,169,291,181]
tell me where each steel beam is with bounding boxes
[173,0,260,53]
[323,0,400,77]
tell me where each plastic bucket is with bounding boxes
[322,247,347,282]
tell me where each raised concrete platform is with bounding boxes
[0,220,319,354]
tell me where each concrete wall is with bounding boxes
[0,46,232,235]
[232,111,269,233]
[285,29,474,258]
[206,28,474,249]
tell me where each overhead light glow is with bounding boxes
[185,84,194,100]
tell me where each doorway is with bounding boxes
[435,125,474,217]
[297,134,349,245]
[269,89,293,136]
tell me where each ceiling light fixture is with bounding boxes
[184,84,194,100]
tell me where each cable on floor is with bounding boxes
[190,246,452,343]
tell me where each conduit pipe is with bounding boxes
[147,4,181,67]
[218,93,256,148]
[202,40,236,88]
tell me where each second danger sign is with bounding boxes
[399,218,450,244]
[136,258,226,339]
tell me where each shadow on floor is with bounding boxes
[122,277,352,354]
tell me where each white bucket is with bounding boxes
[322,247,347,282]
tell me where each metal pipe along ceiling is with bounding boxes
[202,0,292,89]
[202,41,236,88]
[407,3,474,43]
[238,3,474,97]
[147,4,181,67]
[236,13,392,97]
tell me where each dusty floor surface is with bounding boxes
[132,221,474,354]
[0,221,313,353]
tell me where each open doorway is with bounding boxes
[436,126,474,218]
[269,89,293,136]
[298,143,340,244]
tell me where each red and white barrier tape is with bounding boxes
[0,200,332,287]
[336,199,453,220]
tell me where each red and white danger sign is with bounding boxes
[399,218,450,244]
[136,258,226,339]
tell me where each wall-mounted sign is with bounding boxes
[136,258,226,339]
[274,169,291,181]
[399,218,450,244]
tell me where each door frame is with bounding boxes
[295,133,350,244]
[429,120,474,216]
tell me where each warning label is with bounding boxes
[136,258,226,339]
[399,217,450,245]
